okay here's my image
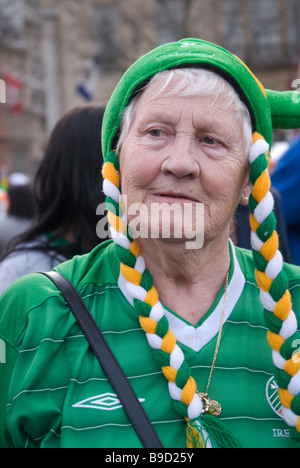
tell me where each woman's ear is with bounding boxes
[240,182,251,206]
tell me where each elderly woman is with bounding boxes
[1,39,300,449]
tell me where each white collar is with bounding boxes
[118,240,245,352]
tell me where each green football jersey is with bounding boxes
[1,240,300,448]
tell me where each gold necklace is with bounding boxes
[197,270,229,417]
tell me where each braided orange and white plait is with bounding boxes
[249,132,300,442]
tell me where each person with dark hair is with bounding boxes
[7,185,35,219]
[0,175,35,257]
[0,104,106,295]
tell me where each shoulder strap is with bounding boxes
[39,270,163,449]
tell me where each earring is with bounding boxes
[241,195,249,205]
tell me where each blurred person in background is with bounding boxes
[232,186,292,263]
[0,104,107,295]
[271,133,300,265]
[0,173,35,257]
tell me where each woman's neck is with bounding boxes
[138,234,231,326]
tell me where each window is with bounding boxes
[286,0,300,53]
[249,0,281,66]
[0,0,25,46]
[93,4,118,71]
[156,0,183,45]
[221,0,245,60]
[221,0,292,67]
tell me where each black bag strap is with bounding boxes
[39,270,163,449]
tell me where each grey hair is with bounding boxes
[116,68,253,157]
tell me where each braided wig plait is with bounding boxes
[249,132,300,439]
[101,39,300,447]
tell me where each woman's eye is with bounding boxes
[203,136,217,145]
[149,129,163,137]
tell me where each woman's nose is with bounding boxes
[161,136,200,178]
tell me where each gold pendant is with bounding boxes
[198,392,221,417]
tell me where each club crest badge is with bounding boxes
[266,376,284,418]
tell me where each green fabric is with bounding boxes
[1,241,300,448]
[44,232,71,247]
[101,38,299,157]
[197,414,242,448]
[266,89,300,130]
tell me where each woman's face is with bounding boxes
[119,76,250,247]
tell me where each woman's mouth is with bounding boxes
[152,192,198,203]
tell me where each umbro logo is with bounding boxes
[73,393,145,411]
